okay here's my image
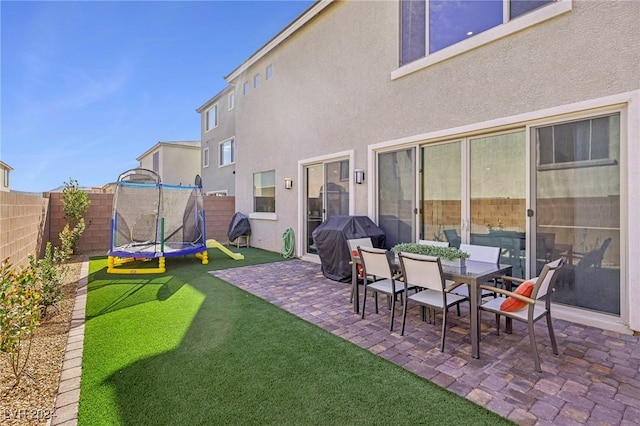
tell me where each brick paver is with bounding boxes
[211,259,640,426]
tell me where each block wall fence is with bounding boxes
[0,193,236,264]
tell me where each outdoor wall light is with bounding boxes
[354,169,365,184]
[284,177,293,190]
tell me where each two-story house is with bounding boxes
[197,86,236,195]
[198,0,639,334]
[136,140,201,186]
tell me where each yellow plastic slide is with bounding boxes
[206,239,245,260]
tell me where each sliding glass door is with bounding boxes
[533,113,621,314]
[421,142,462,247]
[469,131,526,277]
[378,148,415,248]
[304,159,350,255]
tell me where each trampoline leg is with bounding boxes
[195,250,209,265]
[159,257,166,273]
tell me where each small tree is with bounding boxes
[29,242,68,316]
[0,258,41,387]
[59,178,90,255]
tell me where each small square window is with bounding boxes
[254,73,260,88]
[228,91,235,110]
[203,147,210,168]
[243,81,249,95]
[266,64,273,80]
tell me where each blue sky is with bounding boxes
[0,0,313,192]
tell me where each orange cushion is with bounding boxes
[352,250,364,278]
[500,280,535,312]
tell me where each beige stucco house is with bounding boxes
[198,0,640,334]
[137,141,201,186]
[1,161,13,192]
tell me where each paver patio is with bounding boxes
[211,259,640,426]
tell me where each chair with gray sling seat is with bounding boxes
[398,252,468,352]
[478,257,565,372]
[359,246,411,331]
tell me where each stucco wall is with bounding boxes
[161,145,201,186]
[201,89,236,195]
[230,0,639,254]
[0,191,48,266]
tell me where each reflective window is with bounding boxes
[430,0,502,54]
[205,104,218,131]
[254,170,276,213]
[510,0,554,19]
[219,138,235,166]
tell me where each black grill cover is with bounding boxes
[227,212,252,242]
[312,215,386,282]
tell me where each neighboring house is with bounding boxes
[198,0,640,334]
[136,141,201,186]
[196,86,236,196]
[0,161,12,192]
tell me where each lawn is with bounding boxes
[79,247,512,425]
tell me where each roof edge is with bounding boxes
[224,0,333,83]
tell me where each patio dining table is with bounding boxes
[351,256,512,359]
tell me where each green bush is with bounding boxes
[391,242,470,261]
[29,242,68,315]
[0,258,42,386]
[59,178,90,254]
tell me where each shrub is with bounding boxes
[0,258,41,386]
[59,178,90,254]
[391,242,470,261]
[29,242,68,316]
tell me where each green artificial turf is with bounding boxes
[79,247,513,425]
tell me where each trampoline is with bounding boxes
[107,168,207,274]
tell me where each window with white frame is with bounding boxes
[206,190,228,196]
[203,147,210,168]
[536,114,619,170]
[152,151,159,172]
[219,138,234,167]
[205,104,218,131]
[266,64,273,80]
[254,73,260,88]
[3,169,9,187]
[243,81,249,95]
[253,170,276,213]
[228,91,235,110]
[400,0,556,66]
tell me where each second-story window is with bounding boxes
[152,151,159,172]
[266,64,273,80]
[400,0,555,66]
[219,138,235,167]
[206,104,218,131]
[254,73,260,88]
[228,91,235,110]
[243,81,249,95]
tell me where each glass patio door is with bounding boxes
[420,142,462,247]
[532,113,621,315]
[304,159,350,254]
[469,131,527,278]
[378,148,416,248]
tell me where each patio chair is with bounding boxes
[398,252,468,351]
[418,239,450,247]
[359,246,409,331]
[443,229,461,249]
[478,257,565,372]
[347,238,373,303]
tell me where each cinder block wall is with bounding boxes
[0,191,49,266]
[203,195,236,243]
[46,193,236,254]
